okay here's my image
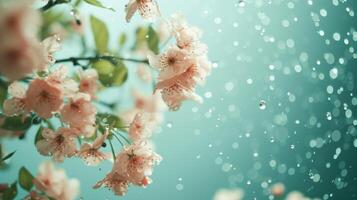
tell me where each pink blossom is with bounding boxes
[148,46,196,81]
[77,130,111,166]
[136,64,153,83]
[125,0,161,22]
[36,128,78,162]
[60,93,96,137]
[25,78,63,119]
[78,68,99,99]
[128,112,159,141]
[3,82,28,116]
[39,35,61,71]
[0,0,44,80]
[160,83,202,110]
[113,142,162,186]
[120,90,165,126]
[94,142,161,196]
[33,161,80,200]
[46,66,79,97]
[148,14,212,110]
[270,182,285,197]
[93,171,129,196]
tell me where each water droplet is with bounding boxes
[259,100,266,110]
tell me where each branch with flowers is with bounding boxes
[0,0,212,199]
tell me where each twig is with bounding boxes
[40,0,68,12]
[55,55,149,66]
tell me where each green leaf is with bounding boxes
[147,26,160,54]
[93,60,128,87]
[1,151,16,162]
[42,11,64,27]
[133,26,148,50]
[0,115,32,131]
[90,15,109,54]
[96,113,125,132]
[2,182,17,200]
[40,11,64,39]
[18,167,34,191]
[0,80,7,109]
[118,33,127,48]
[34,127,45,145]
[111,62,128,86]
[84,0,114,11]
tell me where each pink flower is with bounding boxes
[39,35,61,71]
[113,142,161,186]
[148,46,196,81]
[94,142,161,196]
[136,64,153,83]
[3,82,27,116]
[128,112,159,141]
[213,188,244,200]
[120,90,165,126]
[77,130,111,166]
[33,161,80,200]
[171,19,201,49]
[270,182,285,197]
[148,14,212,110]
[36,128,78,162]
[0,0,44,80]
[154,66,205,110]
[60,93,96,137]
[78,68,99,99]
[159,83,202,110]
[25,78,63,119]
[125,0,161,22]
[93,171,129,196]
[0,38,43,80]
[46,66,79,97]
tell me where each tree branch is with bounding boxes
[55,55,149,66]
[40,0,68,12]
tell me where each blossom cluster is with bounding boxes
[0,0,211,198]
[149,14,212,110]
[28,161,80,200]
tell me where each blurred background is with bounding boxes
[1,0,357,199]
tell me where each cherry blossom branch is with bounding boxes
[40,0,69,12]
[55,55,149,66]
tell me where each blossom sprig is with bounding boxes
[148,14,212,110]
[0,0,212,198]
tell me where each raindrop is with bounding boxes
[238,0,246,7]
[259,100,266,110]
[176,184,184,191]
[225,82,234,91]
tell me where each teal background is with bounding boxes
[2,0,357,199]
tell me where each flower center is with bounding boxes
[70,103,80,111]
[167,57,176,66]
